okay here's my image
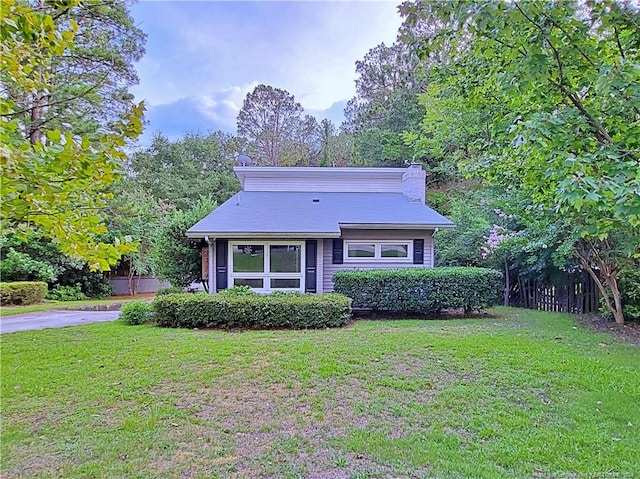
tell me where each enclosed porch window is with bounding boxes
[229,242,304,292]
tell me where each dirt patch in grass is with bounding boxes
[107,292,156,301]
[145,361,452,478]
[578,314,640,346]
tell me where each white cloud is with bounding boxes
[130,1,402,139]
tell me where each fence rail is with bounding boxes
[509,274,599,314]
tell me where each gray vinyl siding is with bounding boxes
[243,176,402,194]
[322,229,434,292]
[317,239,324,293]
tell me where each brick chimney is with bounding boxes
[402,163,426,203]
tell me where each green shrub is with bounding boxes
[216,285,256,297]
[46,284,87,301]
[333,267,503,314]
[269,291,303,298]
[156,286,186,296]
[153,293,351,329]
[120,301,152,325]
[0,248,57,282]
[0,282,48,305]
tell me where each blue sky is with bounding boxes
[129,1,403,143]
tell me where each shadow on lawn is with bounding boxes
[352,308,502,321]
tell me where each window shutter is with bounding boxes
[305,240,317,293]
[215,240,228,291]
[413,239,424,265]
[332,238,343,264]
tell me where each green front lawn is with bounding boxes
[2,308,639,478]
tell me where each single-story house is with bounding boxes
[187,164,455,293]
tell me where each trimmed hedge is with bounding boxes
[153,292,352,329]
[0,281,48,305]
[333,267,503,313]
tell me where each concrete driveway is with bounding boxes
[1,309,121,334]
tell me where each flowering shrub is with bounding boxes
[481,224,520,259]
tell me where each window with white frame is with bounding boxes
[344,241,412,261]
[229,242,304,291]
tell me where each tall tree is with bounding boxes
[280,114,321,166]
[344,42,422,132]
[237,84,303,166]
[401,0,640,323]
[319,119,353,166]
[344,41,428,167]
[1,0,143,270]
[6,0,146,144]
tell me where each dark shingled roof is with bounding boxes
[187,192,455,238]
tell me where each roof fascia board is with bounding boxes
[339,223,456,229]
[186,232,341,239]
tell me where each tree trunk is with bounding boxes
[504,258,510,306]
[578,256,624,325]
[127,256,135,296]
[605,275,625,325]
[133,274,140,296]
[28,93,44,145]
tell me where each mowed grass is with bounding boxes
[1,308,639,479]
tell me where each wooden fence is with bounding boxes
[509,274,599,314]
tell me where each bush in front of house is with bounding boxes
[152,292,351,329]
[120,301,153,325]
[0,281,48,305]
[333,267,503,314]
[156,286,187,296]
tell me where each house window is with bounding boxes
[344,241,412,261]
[233,278,264,288]
[232,245,264,272]
[346,243,375,258]
[381,244,409,258]
[229,242,304,292]
[270,244,301,272]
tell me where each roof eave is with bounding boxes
[339,223,456,230]
[186,231,341,239]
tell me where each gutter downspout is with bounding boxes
[431,228,439,268]
[205,236,214,294]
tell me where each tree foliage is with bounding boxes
[344,41,428,167]
[401,0,640,323]
[127,131,242,210]
[0,234,112,297]
[152,198,217,288]
[237,84,304,166]
[7,0,146,142]
[105,183,173,294]
[0,0,144,270]
[318,119,353,166]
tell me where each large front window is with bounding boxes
[230,242,304,292]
